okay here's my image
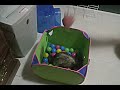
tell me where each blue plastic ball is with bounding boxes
[50,44,56,48]
[67,52,72,55]
[43,58,48,63]
[61,46,65,51]
[52,48,57,53]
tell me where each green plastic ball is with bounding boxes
[47,47,52,52]
[65,48,69,52]
[70,48,74,52]
[48,64,53,66]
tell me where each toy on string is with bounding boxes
[62,6,76,28]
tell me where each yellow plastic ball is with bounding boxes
[57,49,62,53]
[43,53,49,58]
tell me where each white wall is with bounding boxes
[54,5,120,45]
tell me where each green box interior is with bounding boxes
[32,27,90,84]
[36,27,90,68]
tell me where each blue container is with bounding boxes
[37,5,61,33]
[54,8,61,26]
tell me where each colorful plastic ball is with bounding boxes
[65,48,69,52]
[47,47,52,52]
[51,53,56,57]
[43,53,49,58]
[67,52,72,55]
[50,44,55,48]
[72,52,76,57]
[43,58,48,63]
[52,48,56,53]
[56,45,60,49]
[48,64,53,66]
[61,46,65,51]
[57,49,62,53]
[70,48,74,53]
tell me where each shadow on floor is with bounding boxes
[114,44,120,60]
[21,42,63,85]
[91,38,120,60]
[91,38,120,47]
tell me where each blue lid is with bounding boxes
[54,8,61,13]
[37,5,55,16]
